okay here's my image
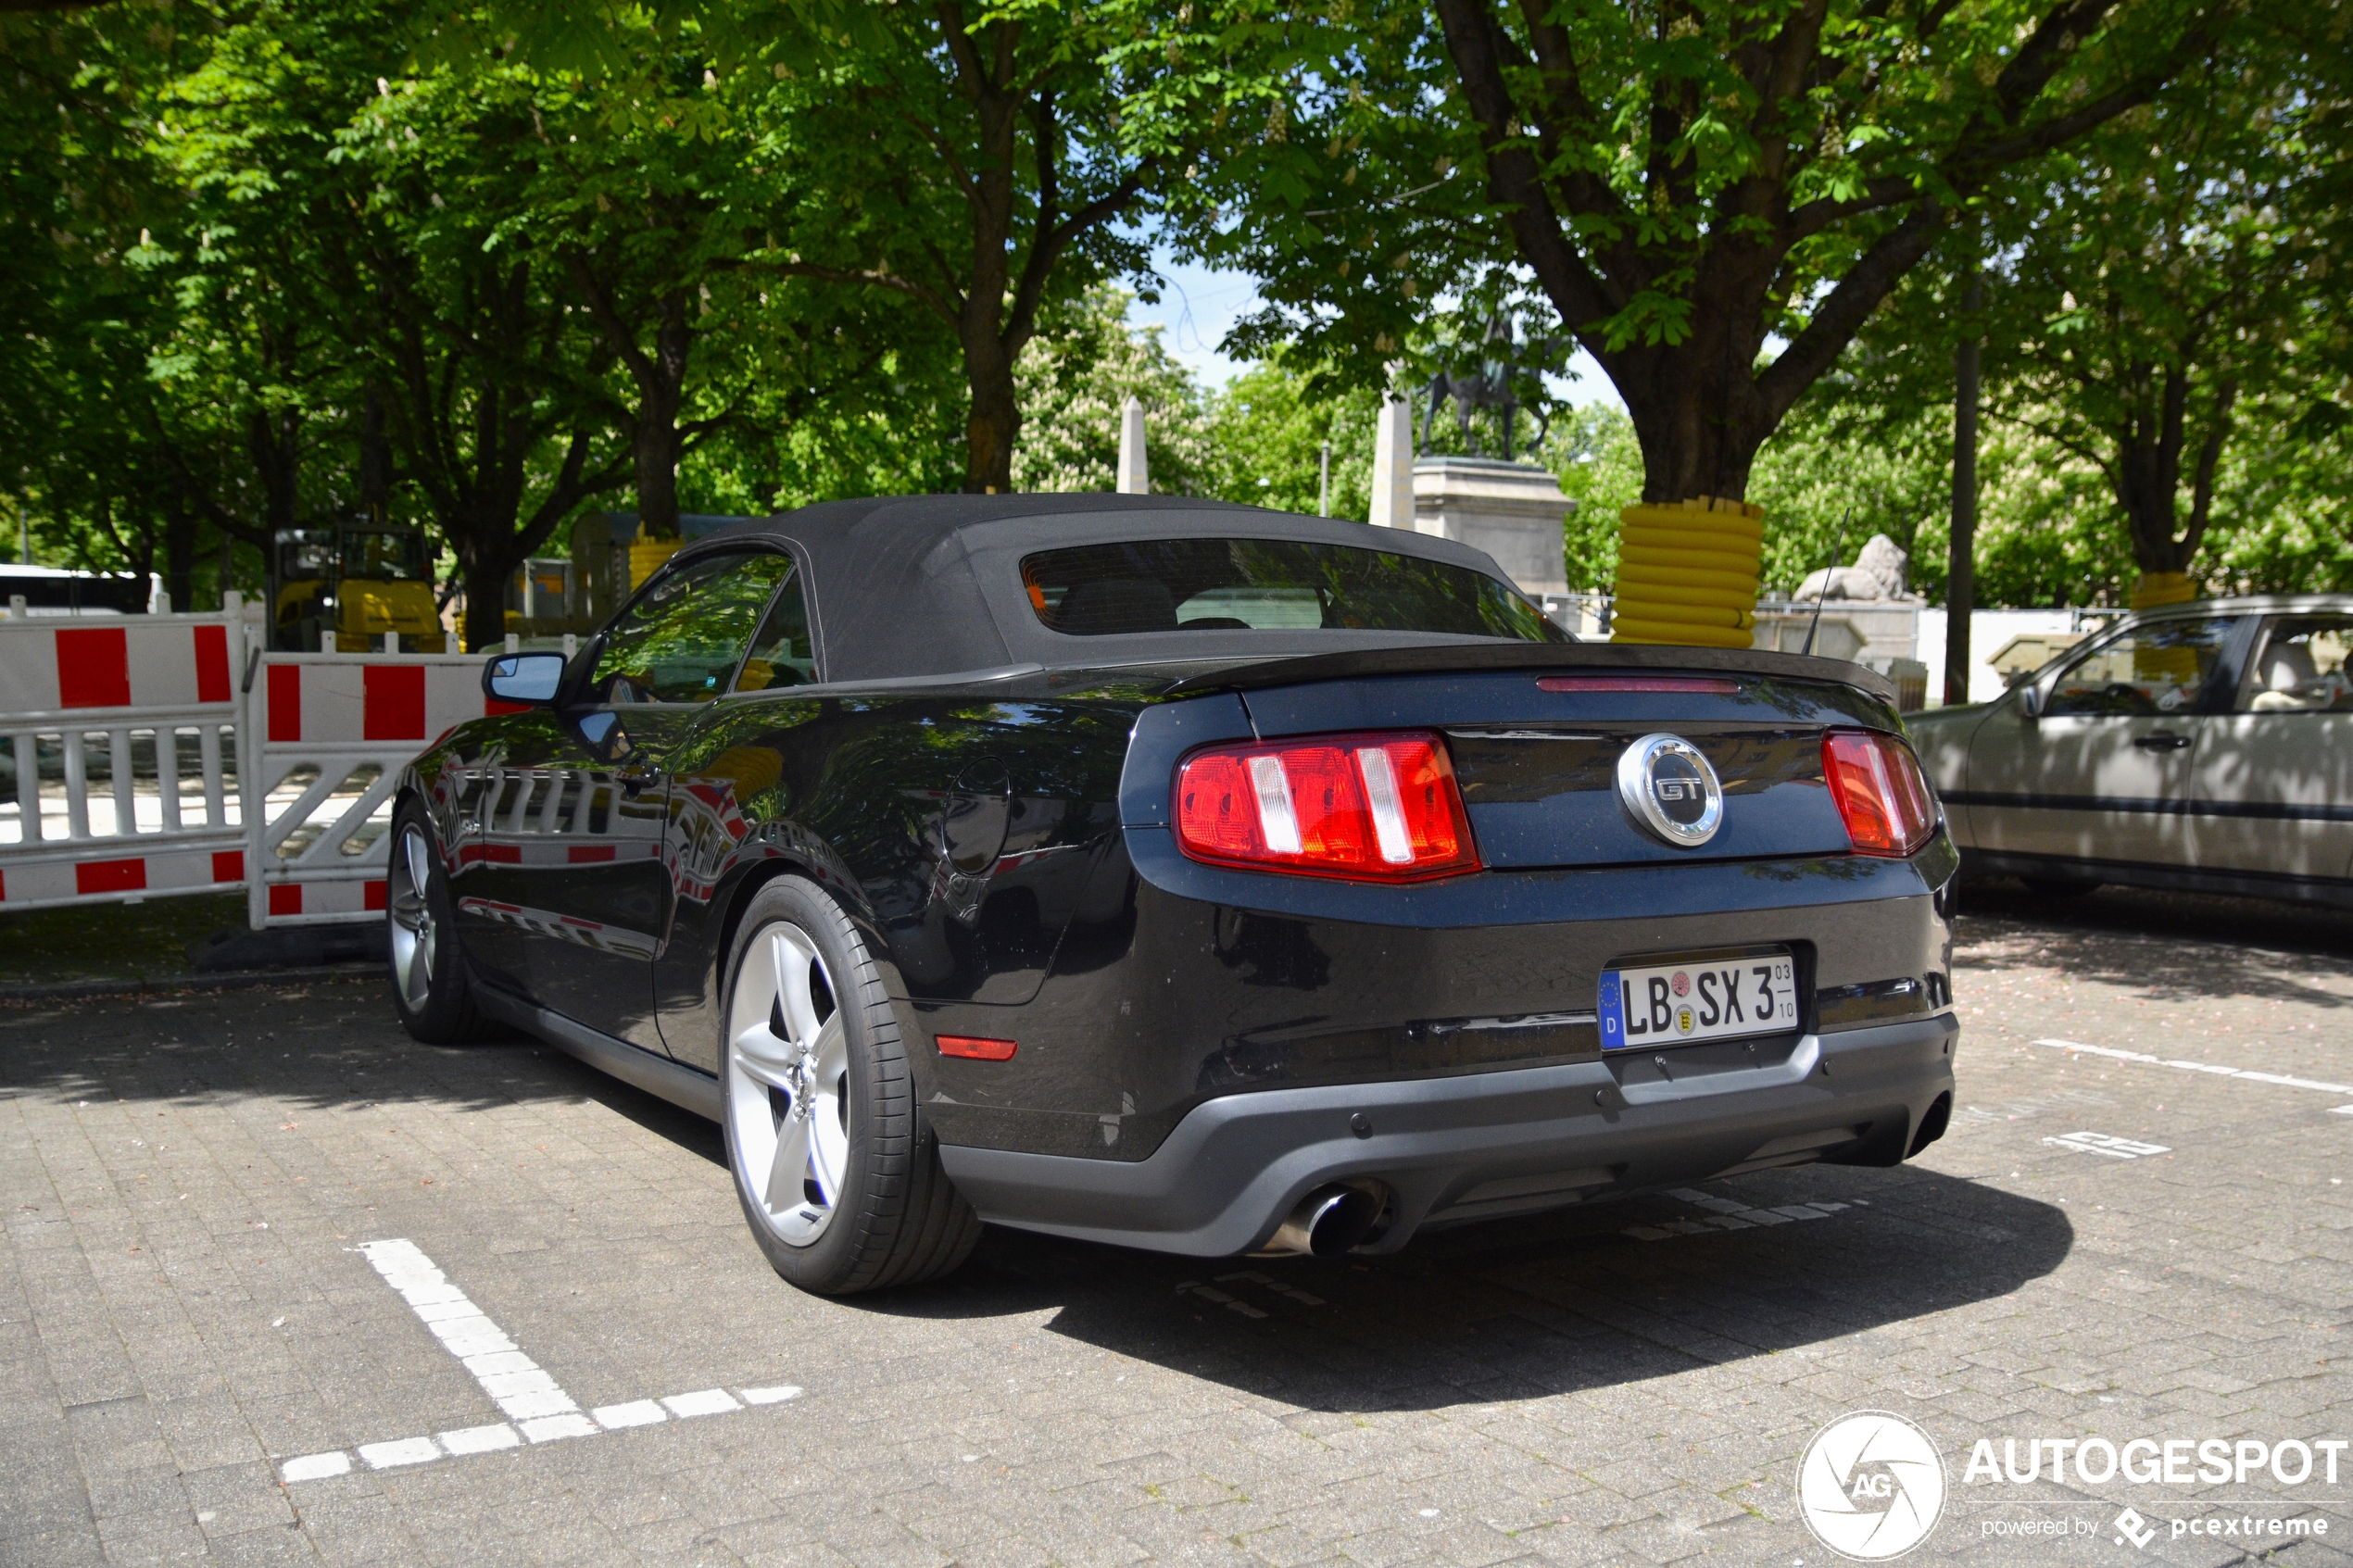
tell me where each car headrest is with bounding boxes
[2261,641,2318,691]
[1053,577,1178,634]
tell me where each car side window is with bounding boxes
[734,568,815,692]
[2044,616,2239,717]
[2242,616,2353,713]
[593,551,794,704]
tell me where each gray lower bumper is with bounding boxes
[937,1012,1958,1257]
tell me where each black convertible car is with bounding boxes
[388,495,1958,1294]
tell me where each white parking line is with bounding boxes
[357,1239,592,1440]
[2034,1039,2353,1112]
[2043,1131,2171,1160]
[1622,1190,1850,1241]
[274,1240,802,1485]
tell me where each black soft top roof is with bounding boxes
[665,494,1550,684]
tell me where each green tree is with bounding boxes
[503,39,927,542]
[331,62,633,646]
[1748,400,1954,595]
[1,4,258,605]
[1973,74,2347,596]
[1012,285,1215,495]
[1821,17,2353,603]
[1203,359,1381,519]
[1170,0,2225,507]
[471,1,1247,494]
[1541,404,1640,589]
[139,4,381,576]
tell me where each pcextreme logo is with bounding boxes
[1796,1411,1947,1561]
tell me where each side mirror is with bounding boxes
[570,709,632,762]
[2016,683,2045,721]
[483,651,567,707]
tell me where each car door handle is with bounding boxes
[2132,732,2192,751]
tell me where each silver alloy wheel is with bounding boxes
[727,920,851,1246]
[388,825,437,1010]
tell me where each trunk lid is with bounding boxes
[1154,644,1899,870]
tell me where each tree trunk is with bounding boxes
[1597,293,1781,503]
[633,398,685,539]
[163,500,198,616]
[616,294,686,540]
[1613,358,1771,503]
[359,382,396,522]
[248,320,305,537]
[2110,363,2233,577]
[461,552,508,652]
[963,335,1018,494]
[631,302,691,537]
[1946,261,1982,708]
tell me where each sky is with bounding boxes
[1125,251,1629,412]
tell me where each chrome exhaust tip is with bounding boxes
[1261,1184,1385,1258]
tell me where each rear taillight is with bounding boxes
[1822,730,1937,857]
[1174,731,1479,881]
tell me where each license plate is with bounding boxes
[1600,953,1797,1049]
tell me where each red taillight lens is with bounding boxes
[1174,731,1480,881]
[1822,730,1938,857]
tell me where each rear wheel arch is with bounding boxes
[709,854,931,1066]
[713,854,834,1003]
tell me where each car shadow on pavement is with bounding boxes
[861,1165,2071,1415]
[4,983,2068,1418]
[1960,876,2353,977]
[0,980,730,1164]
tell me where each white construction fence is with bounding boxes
[0,598,516,931]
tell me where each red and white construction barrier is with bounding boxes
[0,606,251,914]
[0,600,526,929]
[0,614,238,715]
[246,651,522,928]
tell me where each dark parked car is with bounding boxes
[387,495,1959,1294]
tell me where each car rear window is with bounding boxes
[1019,538,1568,643]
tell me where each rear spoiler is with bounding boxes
[1157,641,1897,704]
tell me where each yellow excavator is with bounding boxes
[271,523,446,652]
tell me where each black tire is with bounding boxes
[385,799,499,1043]
[721,876,980,1295]
[2020,874,2103,900]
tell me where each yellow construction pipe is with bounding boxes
[1611,497,1767,646]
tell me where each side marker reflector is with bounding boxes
[937,1035,1017,1061]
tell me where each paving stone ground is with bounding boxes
[3,889,2348,1568]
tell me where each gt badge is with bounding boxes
[1616,733,1724,848]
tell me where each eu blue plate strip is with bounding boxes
[1598,970,1627,1051]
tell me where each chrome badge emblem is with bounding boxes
[1616,734,1723,847]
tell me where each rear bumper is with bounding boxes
[937,1010,1958,1257]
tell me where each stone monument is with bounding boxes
[1753,533,1928,707]
[1367,379,1415,530]
[1367,320,1574,602]
[1116,395,1148,495]
[1409,458,1574,601]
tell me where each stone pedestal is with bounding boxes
[1400,457,1572,599]
[1752,599,1927,708]
[1367,390,1415,530]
